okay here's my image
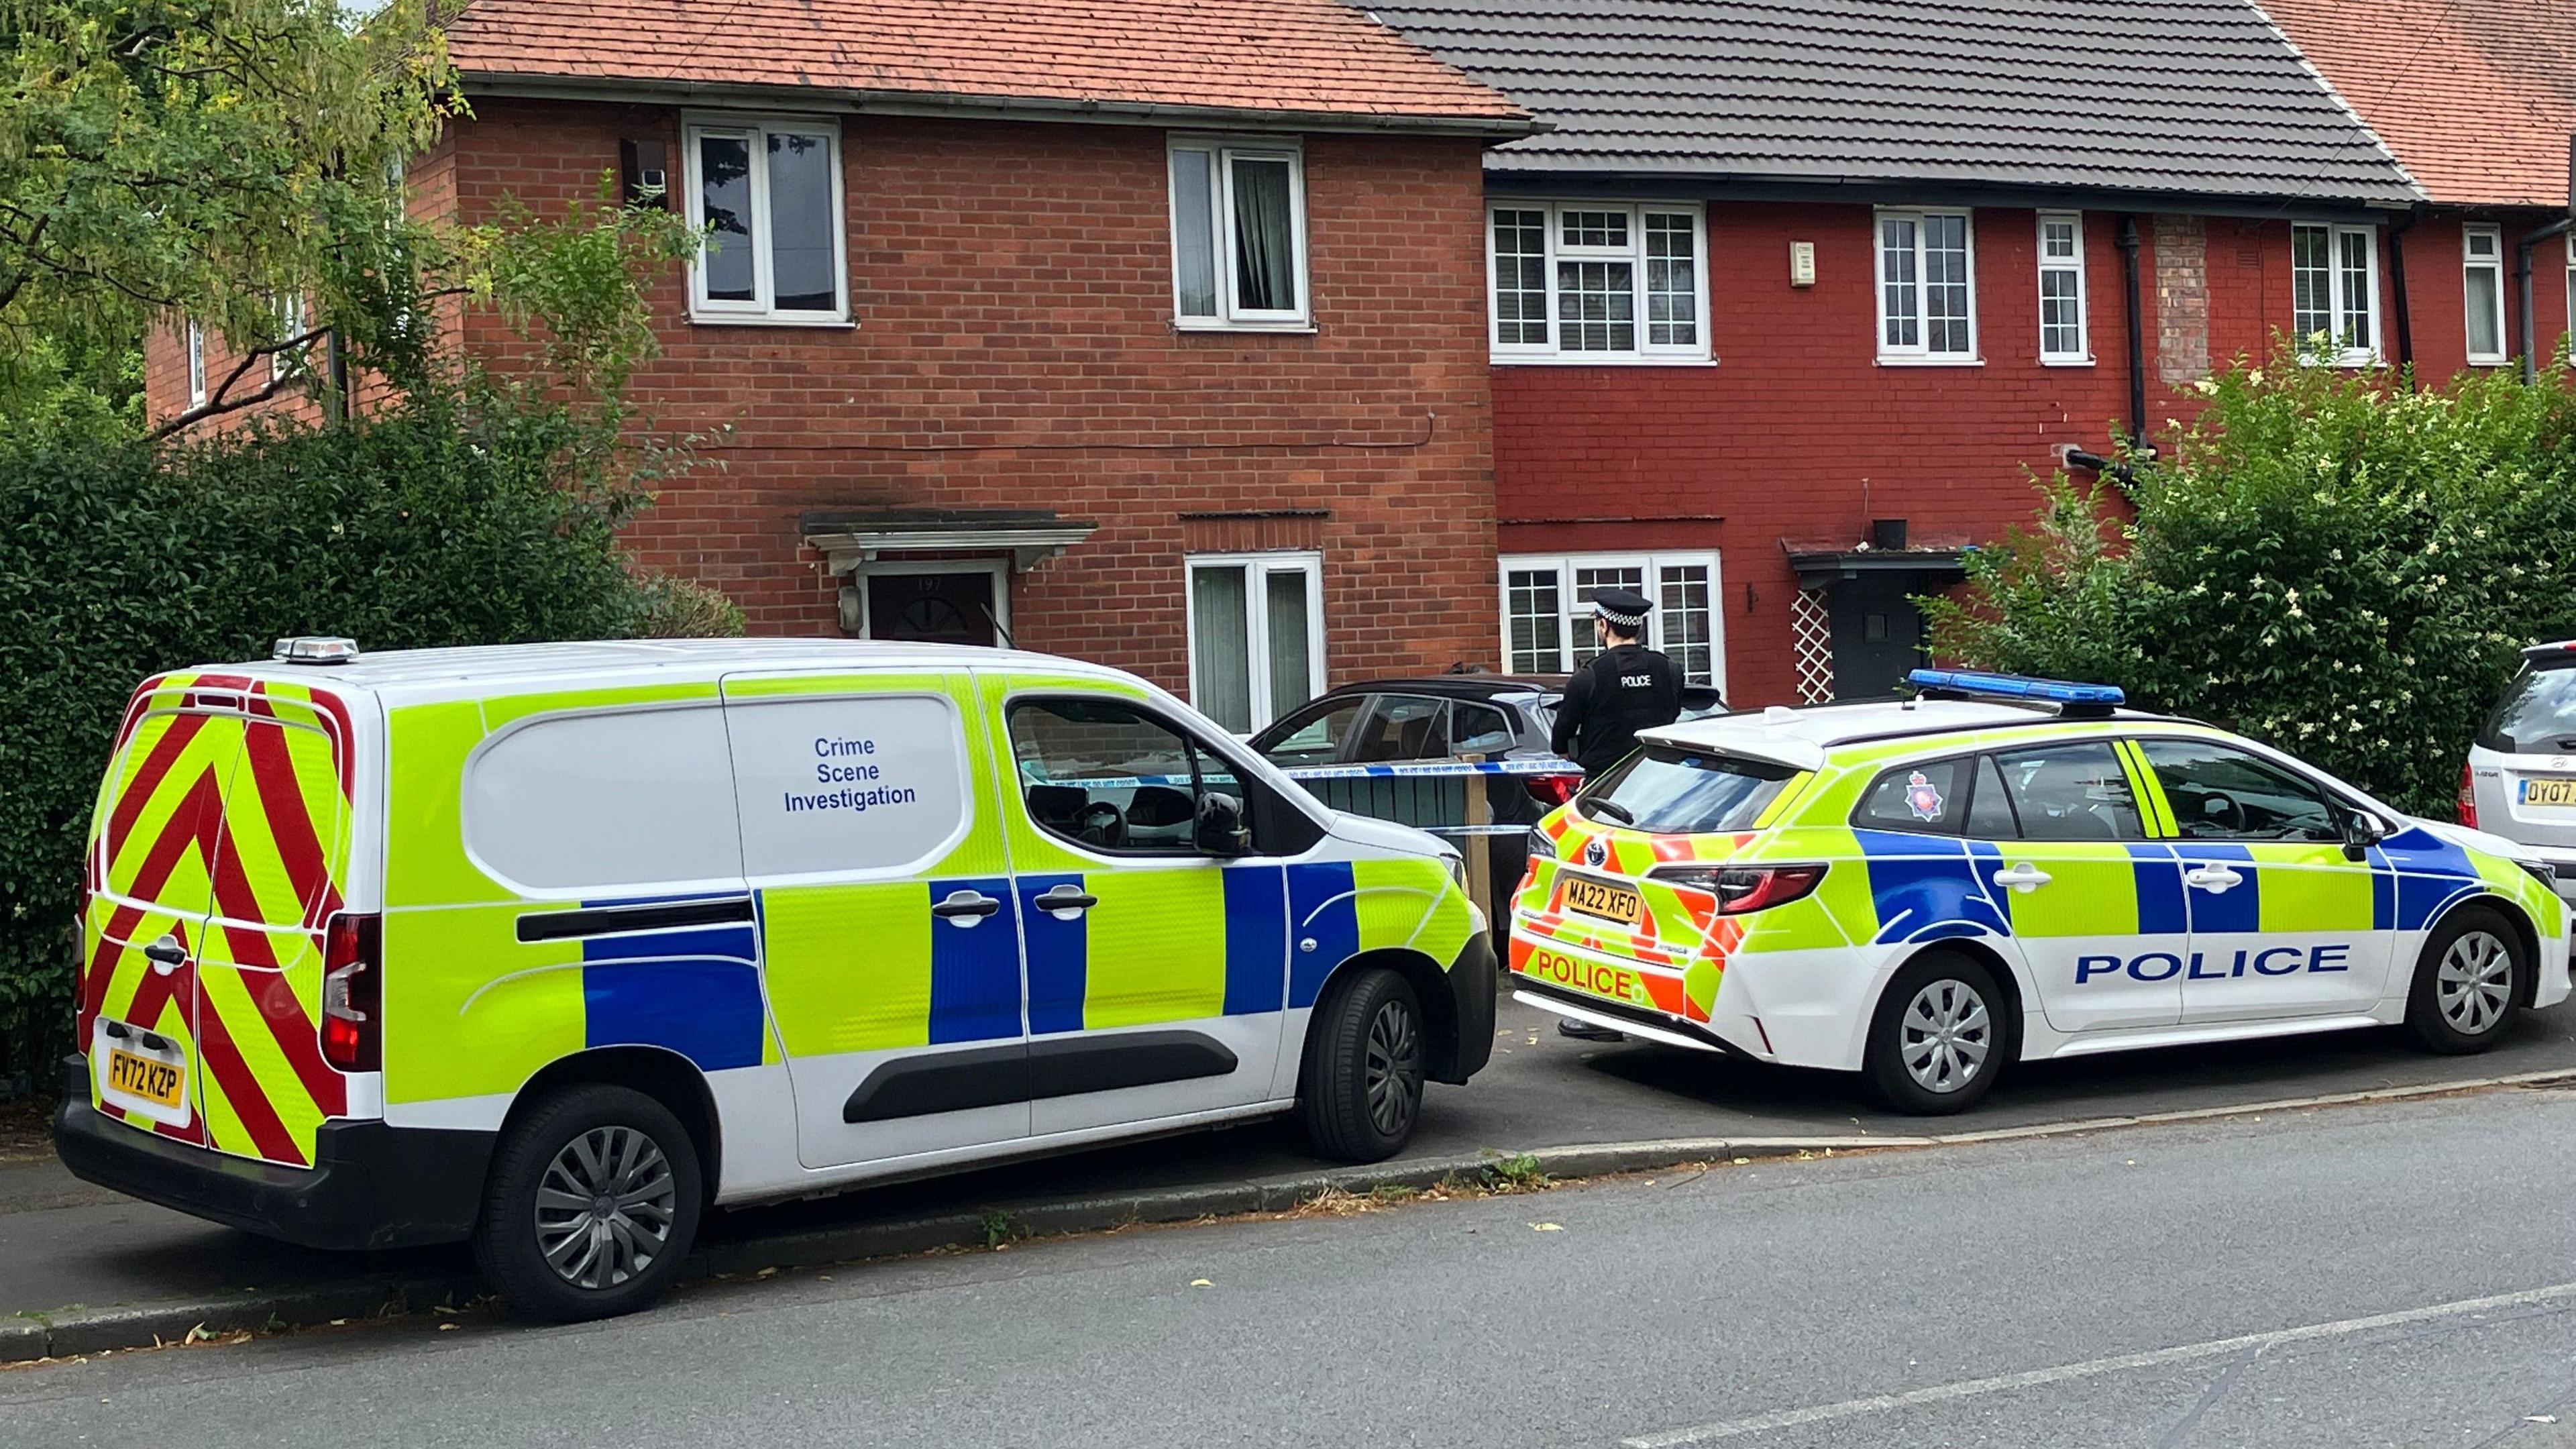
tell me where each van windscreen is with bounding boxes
[1575,747,1796,835]
[2480,661,2576,753]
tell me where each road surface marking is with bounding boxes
[1623,1279,2576,1446]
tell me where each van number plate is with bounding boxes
[2523,777,2576,808]
[107,1049,185,1110]
[1563,875,1643,926]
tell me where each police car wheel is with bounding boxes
[1864,953,2006,1115]
[1299,967,1426,1164]
[473,1084,704,1324]
[2405,906,2527,1055]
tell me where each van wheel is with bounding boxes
[473,1084,703,1324]
[1864,952,2006,1115]
[2406,905,2527,1055]
[1299,967,1426,1163]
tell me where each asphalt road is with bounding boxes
[9,1081,2576,1447]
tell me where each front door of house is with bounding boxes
[869,572,998,647]
[1830,575,1928,700]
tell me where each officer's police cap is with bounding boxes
[1592,587,1654,631]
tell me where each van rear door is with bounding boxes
[81,676,247,1147]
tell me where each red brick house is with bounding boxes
[146,0,1534,734]
[2265,0,2575,382]
[1371,0,2443,707]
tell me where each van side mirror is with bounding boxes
[1196,791,1253,857]
[2339,806,2387,862]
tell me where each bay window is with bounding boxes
[1169,139,1308,330]
[2291,222,2379,365]
[1187,552,1324,733]
[684,115,847,324]
[1487,202,1709,362]
[1499,553,1723,688]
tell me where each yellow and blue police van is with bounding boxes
[1509,670,2571,1114]
[58,637,1494,1320]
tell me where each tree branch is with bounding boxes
[146,322,335,441]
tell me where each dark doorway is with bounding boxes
[867,571,998,647]
[1827,574,1928,700]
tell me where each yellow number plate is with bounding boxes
[107,1049,184,1110]
[1562,874,1643,926]
[2524,777,2576,807]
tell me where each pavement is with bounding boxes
[7,990,2576,1359]
[10,1077,2576,1446]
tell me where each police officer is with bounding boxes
[1549,586,1682,1041]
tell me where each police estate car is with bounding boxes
[1508,671,2571,1112]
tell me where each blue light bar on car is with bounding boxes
[1906,668,2125,706]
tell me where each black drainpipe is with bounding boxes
[2387,206,2421,381]
[2118,215,2147,449]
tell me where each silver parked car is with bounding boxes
[2465,641,2576,898]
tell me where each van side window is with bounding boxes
[1008,698,1241,855]
[1854,757,1968,834]
[1988,741,2144,842]
[465,706,744,892]
[723,693,972,877]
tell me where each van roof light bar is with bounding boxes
[273,636,360,665]
[1907,667,2124,716]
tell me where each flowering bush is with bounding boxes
[1928,351,2576,817]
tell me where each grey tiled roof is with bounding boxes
[1358,0,2422,202]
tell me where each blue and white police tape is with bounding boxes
[1034,757,1582,790]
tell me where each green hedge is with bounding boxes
[1930,354,2576,818]
[0,402,729,1079]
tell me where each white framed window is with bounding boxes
[1876,208,1977,362]
[2463,224,2508,364]
[1497,552,1724,690]
[272,295,305,383]
[2290,222,2379,365]
[184,321,206,407]
[1486,202,1710,363]
[2566,231,2575,363]
[684,114,848,325]
[1186,551,1324,733]
[2036,212,2090,364]
[1169,138,1309,331]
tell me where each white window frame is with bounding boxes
[1484,201,1713,365]
[1167,136,1311,333]
[682,112,850,326]
[272,295,304,383]
[2035,211,2091,365]
[1874,207,1980,365]
[2566,231,2575,363]
[185,321,206,407]
[2463,223,2508,366]
[2290,221,2381,367]
[1495,551,1727,692]
[1183,551,1326,731]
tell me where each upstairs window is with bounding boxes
[2291,222,2378,365]
[2036,212,2089,363]
[685,115,847,324]
[1877,209,1976,361]
[2463,224,2507,364]
[184,321,206,407]
[272,294,306,383]
[1487,203,1708,362]
[1169,139,1308,330]
[2567,232,2575,362]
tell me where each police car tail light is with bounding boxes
[319,912,382,1073]
[2459,763,2479,829]
[1648,863,1828,914]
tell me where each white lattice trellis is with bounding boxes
[1791,588,1835,703]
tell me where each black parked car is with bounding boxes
[1244,674,1724,918]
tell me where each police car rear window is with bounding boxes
[1576,747,1794,834]
[2481,661,2576,753]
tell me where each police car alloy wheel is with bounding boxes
[474,1083,705,1323]
[2406,906,2528,1055]
[1864,953,2008,1114]
[1299,967,1427,1163]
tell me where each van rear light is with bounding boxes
[1524,772,1582,808]
[1647,863,1830,914]
[2460,763,2479,829]
[319,913,382,1073]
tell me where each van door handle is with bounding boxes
[142,939,186,971]
[1033,885,1098,919]
[2183,865,2244,893]
[1992,863,2052,894]
[930,890,1002,925]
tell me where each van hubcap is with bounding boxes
[1900,979,1992,1094]
[535,1126,677,1290]
[1364,998,1423,1137]
[2437,930,2514,1035]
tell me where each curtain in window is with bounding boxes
[698,135,755,302]
[1192,566,1254,733]
[1171,148,1219,318]
[766,132,837,312]
[2291,225,2332,342]
[1231,158,1297,313]
[2337,229,2375,352]
[1265,568,1314,719]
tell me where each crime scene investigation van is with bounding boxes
[58,638,1496,1320]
